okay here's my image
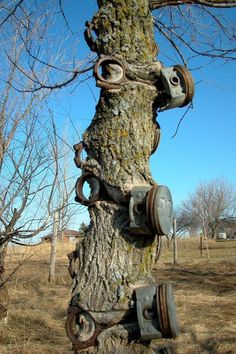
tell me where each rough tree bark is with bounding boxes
[69,0,235,352]
[71,1,162,353]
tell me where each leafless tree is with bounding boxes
[172,207,200,237]
[65,1,236,353]
[182,178,236,238]
[0,0,93,93]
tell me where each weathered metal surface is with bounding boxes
[135,285,162,340]
[157,283,179,338]
[129,185,173,236]
[93,55,127,89]
[129,186,152,235]
[159,65,194,111]
[75,173,100,206]
[66,305,105,351]
[135,283,179,341]
[146,185,173,236]
[73,141,84,169]
[93,55,163,90]
[84,21,98,52]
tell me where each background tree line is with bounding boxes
[175,178,236,238]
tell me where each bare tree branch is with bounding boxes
[149,0,236,9]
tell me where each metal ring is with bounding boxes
[174,65,194,106]
[65,306,102,349]
[73,141,84,168]
[156,284,179,339]
[146,186,157,233]
[75,173,100,206]
[151,121,161,155]
[93,56,126,89]
[84,21,98,52]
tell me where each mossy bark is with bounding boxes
[72,1,161,352]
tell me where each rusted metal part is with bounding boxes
[174,65,194,107]
[146,185,173,235]
[93,55,127,89]
[73,141,84,169]
[84,21,98,52]
[159,65,194,111]
[135,283,179,341]
[93,56,162,90]
[157,284,179,338]
[151,121,161,155]
[66,304,106,351]
[67,251,78,279]
[129,185,172,236]
[75,173,100,206]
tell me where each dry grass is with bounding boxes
[0,238,236,354]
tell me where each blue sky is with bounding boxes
[54,2,236,225]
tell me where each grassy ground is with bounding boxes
[0,238,235,354]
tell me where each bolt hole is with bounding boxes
[143,307,154,320]
[170,75,179,86]
[135,202,144,215]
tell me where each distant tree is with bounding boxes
[78,222,89,238]
[182,178,236,238]
[173,207,200,237]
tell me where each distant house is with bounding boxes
[217,218,236,240]
[42,229,82,243]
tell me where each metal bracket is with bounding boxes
[129,186,151,235]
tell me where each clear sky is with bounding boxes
[53,2,236,225]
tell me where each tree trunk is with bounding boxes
[71,1,163,352]
[48,211,59,282]
[0,243,9,325]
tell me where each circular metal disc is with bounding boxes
[153,186,173,235]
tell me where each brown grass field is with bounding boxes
[0,238,235,354]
